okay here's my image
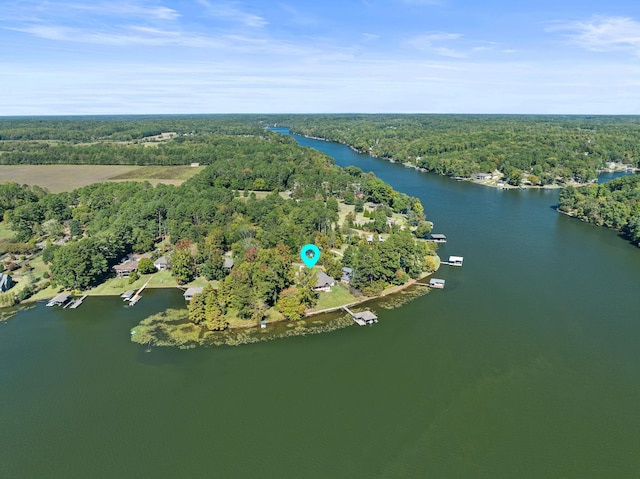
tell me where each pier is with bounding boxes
[69,294,88,309]
[129,276,153,306]
[342,306,378,326]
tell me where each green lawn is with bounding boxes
[0,222,15,241]
[312,284,358,311]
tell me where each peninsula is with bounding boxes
[0,116,440,347]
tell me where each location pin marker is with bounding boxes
[300,244,321,269]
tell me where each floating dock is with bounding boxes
[69,294,88,309]
[342,306,378,326]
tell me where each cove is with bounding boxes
[2,132,640,478]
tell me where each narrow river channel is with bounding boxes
[1,132,639,478]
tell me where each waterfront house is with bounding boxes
[113,260,138,277]
[0,273,15,292]
[474,172,492,181]
[154,256,169,271]
[183,286,204,301]
[314,272,335,292]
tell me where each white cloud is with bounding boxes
[0,1,181,22]
[551,16,640,55]
[196,0,267,28]
[405,32,467,58]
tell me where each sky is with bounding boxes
[2,0,640,115]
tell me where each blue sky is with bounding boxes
[2,0,640,115]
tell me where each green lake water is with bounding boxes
[2,133,640,478]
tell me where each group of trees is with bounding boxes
[271,114,640,185]
[558,175,640,245]
[1,118,436,312]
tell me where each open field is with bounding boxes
[0,165,204,192]
[0,165,138,192]
[108,165,204,181]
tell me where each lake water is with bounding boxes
[2,133,640,478]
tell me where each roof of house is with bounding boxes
[183,287,204,298]
[315,272,335,288]
[223,257,234,269]
[51,293,70,303]
[154,256,168,265]
[342,267,353,274]
[355,310,377,321]
[0,273,14,291]
[113,261,138,272]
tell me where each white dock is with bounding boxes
[69,294,88,309]
[343,306,378,326]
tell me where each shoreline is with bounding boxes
[292,132,636,190]
[18,260,441,331]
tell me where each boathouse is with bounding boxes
[429,278,445,289]
[354,310,378,325]
[47,293,70,307]
[448,256,464,266]
[427,234,447,243]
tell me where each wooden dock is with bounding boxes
[129,276,153,306]
[342,306,378,326]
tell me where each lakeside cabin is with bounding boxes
[113,260,138,278]
[429,278,445,289]
[427,233,447,243]
[184,286,204,301]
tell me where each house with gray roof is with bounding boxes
[314,272,335,292]
[0,273,15,292]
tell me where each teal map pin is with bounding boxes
[300,244,321,268]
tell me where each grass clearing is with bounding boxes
[0,222,14,241]
[108,165,204,181]
[312,284,358,311]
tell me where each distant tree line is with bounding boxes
[267,114,640,185]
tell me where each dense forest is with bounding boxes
[0,122,437,324]
[2,115,639,187]
[272,114,640,185]
[558,175,640,246]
